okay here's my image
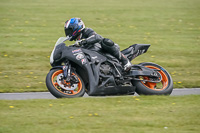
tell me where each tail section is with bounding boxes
[121,44,150,61]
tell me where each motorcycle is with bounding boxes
[46,37,173,98]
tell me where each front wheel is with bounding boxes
[46,69,85,98]
[133,62,173,95]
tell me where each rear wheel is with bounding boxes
[46,69,85,98]
[133,62,173,95]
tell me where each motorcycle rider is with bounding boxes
[64,17,132,71]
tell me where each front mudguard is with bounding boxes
[50,66,63,71]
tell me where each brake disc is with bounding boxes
[56,73,78,91]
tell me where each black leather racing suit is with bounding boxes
[79,28,129,65]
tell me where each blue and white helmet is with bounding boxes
[64,18,85,41]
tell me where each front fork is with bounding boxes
[62,61,79,84]
[63,61,71,82]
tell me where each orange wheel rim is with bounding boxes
[141,66,168,91]
[51,70,82,95]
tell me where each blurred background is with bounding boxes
[0,0,200,92]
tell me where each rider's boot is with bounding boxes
[119,53,132,71]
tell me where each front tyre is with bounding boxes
[133,62,173,95]
[46,69,85,98]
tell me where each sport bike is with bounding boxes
[46,37,173,98]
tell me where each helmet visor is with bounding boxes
[65,28,73,37]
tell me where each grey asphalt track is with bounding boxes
[0,88,200,100]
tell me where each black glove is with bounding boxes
[78,39,87,46]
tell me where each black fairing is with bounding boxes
[51,43,66,67]
[51,43,154,96]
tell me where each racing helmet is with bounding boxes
[64,18,85,41]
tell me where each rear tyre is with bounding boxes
[133,62,173,95]
[46,69,85,98]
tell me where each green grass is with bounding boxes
[0,0,200,92]
[0,95,200,133]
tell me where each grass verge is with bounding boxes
[0,95,200,133]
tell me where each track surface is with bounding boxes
[0,88,200,100]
